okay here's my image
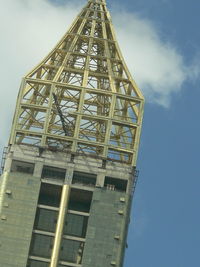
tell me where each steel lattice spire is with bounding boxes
[10,0,144,166]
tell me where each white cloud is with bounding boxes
[0,0,83,147]
[112,12,199,107]
[0,0,198,149]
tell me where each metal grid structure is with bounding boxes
[9,0,144,166]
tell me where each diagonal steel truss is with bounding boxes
[9,0,144,166]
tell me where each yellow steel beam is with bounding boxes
[50,184,70,267]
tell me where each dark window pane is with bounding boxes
[72,171,96,187]
[60,239,84,264]
[42,166,66,182]
[63,213,88,237]
[68,189,92,213]
[104,176,127,192]
[34,208,58,233]
[38,183,62,207]
[11,160,34,174]
[29,234,53,258]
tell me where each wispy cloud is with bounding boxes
[0,0,198,147]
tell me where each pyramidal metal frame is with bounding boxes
[10,0,144,166]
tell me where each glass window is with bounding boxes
[29,233,54,258]
[68,189,92,213]
[42,166,66,182]
[38,183,62,207]
[72,171,96,187]
[63,213,88,238]
[60,239,84,264]
[34,208,58,233]
[104,176,127,192]
[11,160,34,174]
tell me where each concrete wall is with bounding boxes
[82,188,130,267]
[0,172,41,267]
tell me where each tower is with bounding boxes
[0,0,144,266]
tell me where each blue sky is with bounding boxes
[0,0,200,266]
[120,1,200,266]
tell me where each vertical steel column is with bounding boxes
[50,184,71,267]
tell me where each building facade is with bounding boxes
[0,0,144,267]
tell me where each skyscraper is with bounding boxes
[0,0,144,266]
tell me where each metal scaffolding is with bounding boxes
[9,0,144,166]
